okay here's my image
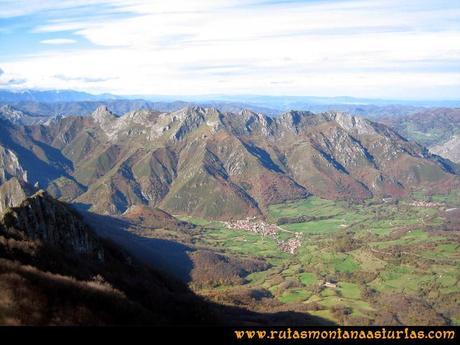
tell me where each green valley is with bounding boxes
[172,194,460,325]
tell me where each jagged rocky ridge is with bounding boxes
[2,106,459,219]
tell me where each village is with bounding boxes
[409,200,444,208]
[277,232,304,254]
[223,218,304,254]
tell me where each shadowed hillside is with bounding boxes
[0,188,333,326]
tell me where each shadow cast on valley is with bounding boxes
[77,208,336,326]
[79,209,194,283]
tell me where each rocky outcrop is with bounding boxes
[0,177,35,215]
[0,145,27,185]
[90,105,118,138]
[0,190,103,257]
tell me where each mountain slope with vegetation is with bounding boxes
[12,106,457,219]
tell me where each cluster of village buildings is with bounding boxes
[224,218,303,254]
[409,200,444,208]
[223,218,279,238]
[277,232,304,254]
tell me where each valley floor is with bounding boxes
[122,190,460,326]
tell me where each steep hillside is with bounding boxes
[379,108,460,163]
[0,190,217,325]
[431,135,460,164]
[0,119,75,186]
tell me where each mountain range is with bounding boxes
[3,89,460,121]
[2,89,460,107]
[0,105,458,221]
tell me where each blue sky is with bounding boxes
[0,0,459,99]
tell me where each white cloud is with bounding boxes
[40,38,77,45]
[1,0,460,99]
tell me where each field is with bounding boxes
[178,193,460,325]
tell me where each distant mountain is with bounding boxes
[0,89,119,103]
[4,105,454,220]
[1,99,186,117]
[189,95,460,110]
[2,89,459,119]
[0,104,48,125]
[1,99,280,118]
[379,108,460,163]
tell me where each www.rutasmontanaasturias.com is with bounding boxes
[233,327,456,341]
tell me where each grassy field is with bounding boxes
[178,194,460,325]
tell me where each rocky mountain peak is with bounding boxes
[123,108,155,121]
[278,110,315,131]
[170,106,223,140]
[91,105,116,123]
[178,105,222,118]
[90,105,119,137]
[0,104,15,112]
[225,109,274,136]
[323,111,376,135]
[238,109,269,123]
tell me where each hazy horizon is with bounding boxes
[2,88,460,105]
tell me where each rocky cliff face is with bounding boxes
[0,145,27,185]
[0,177,35,214]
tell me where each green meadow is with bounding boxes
[183,194,460,325]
